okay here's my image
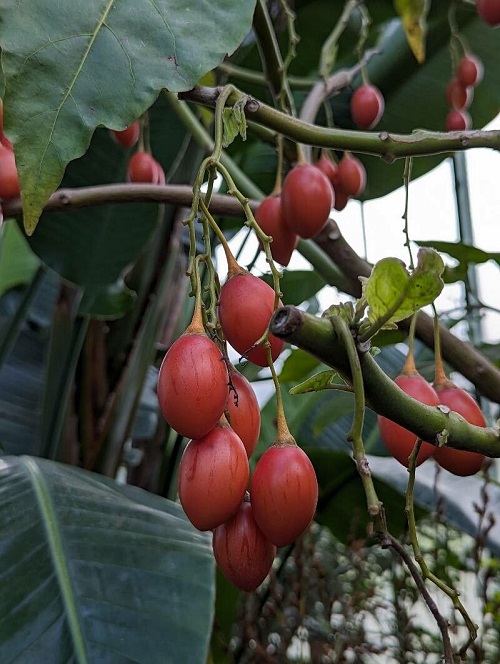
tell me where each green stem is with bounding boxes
[180,86,500,158]
[217,62,316,90]
[268,306,500,457]
[265,342,294,444]
[319,0,359,79]
[330,316,383,528]
[402,156,415,270]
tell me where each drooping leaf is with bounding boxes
[394,0,430,63]
[0,0,257,234]
[0,456,215,663]
[361,248,444,330]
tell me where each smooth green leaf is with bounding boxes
[0,456,215,663]
[361,248,444,329]
[394,0,430,63]
[0,0,257,234]
[0,220,40,296]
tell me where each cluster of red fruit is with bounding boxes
[255,153,366,267]
[110,120,165,184]
[0,102,20,203]
[445,53,483,132]
[156,265,318,592]
[378,362,486,476]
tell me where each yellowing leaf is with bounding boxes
[394,0,430,64]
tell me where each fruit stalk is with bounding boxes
[330,315,383,528]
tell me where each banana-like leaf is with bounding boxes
[0,456,215,663]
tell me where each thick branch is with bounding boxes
[314,219,500,405]
[1,183,248,218]
[269,306,500,457]
[179,86,500,158]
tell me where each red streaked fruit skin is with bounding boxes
[213,499,276,592]
[178,422,249,531]
[219,272,284,367]
[281,164,334,239]
[433,386,486,476]
[477,0,500,27]
[255,195,298,267]
[350,84,385,129]
[250,444,318,547]
[157,332,228,439]
[227,368,261,458]
[378,374,440,468]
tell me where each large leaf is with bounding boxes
[0,456,215,663]
[0,0,257,234]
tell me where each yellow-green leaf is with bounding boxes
[394,0,430,64]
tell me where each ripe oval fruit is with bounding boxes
[333,188,350,211]
[433,386,486,476]
[213,499,276,592]
[338,154,366,197]
[255,195,298,267]
[157,332,228,439]
[350,84,385,129]
[178,422,249,531]
[0,147,20,199]
[110,121,140,148]
[457,55,483,88]
[445,109,471,132]
[445,78,472,109]
[316,155,340,187]
[250,443,318,547]
[227,368,261,458]
[219,272,284,367]
[281,164,333,239]
[477,0,500,26]
[378,374,440,468]
[127,151,157,183]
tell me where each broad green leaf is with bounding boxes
[0,219,40,296]
[0,0,257,234]
[0,456,215,663]
[394,0,430,63]
[361,248,444,329]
